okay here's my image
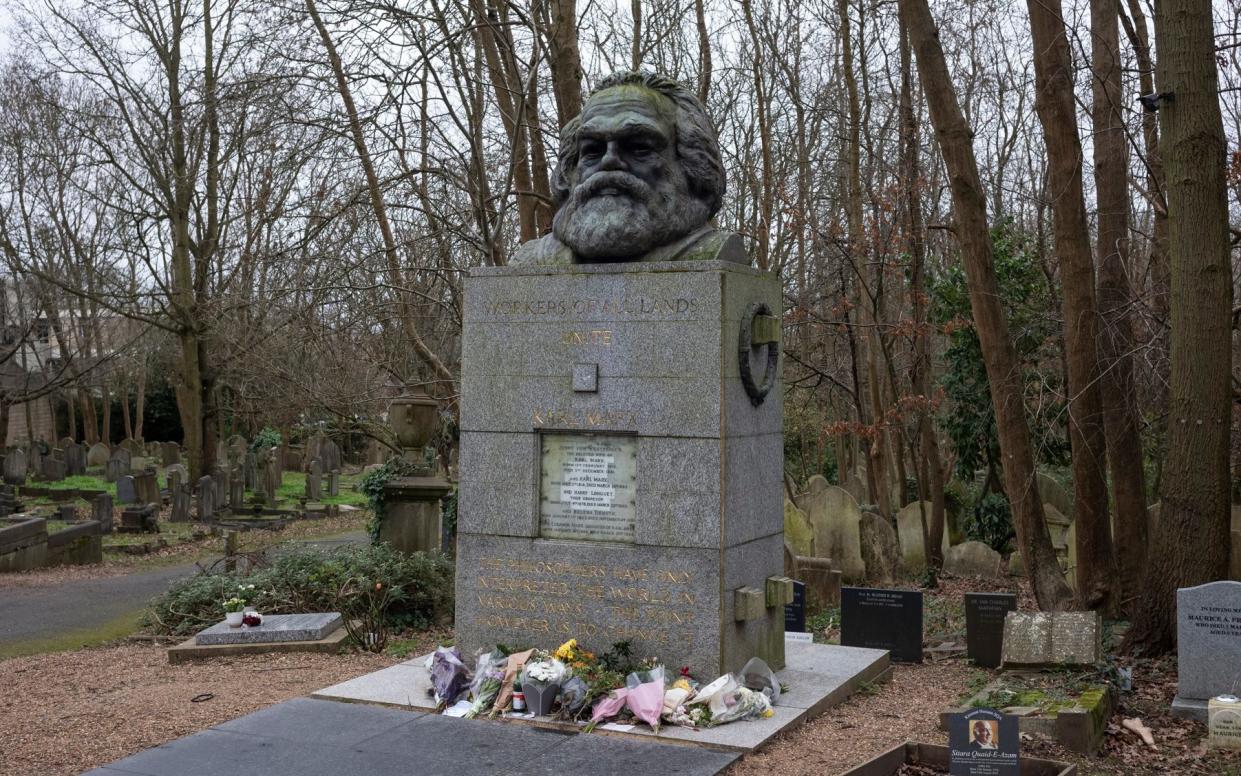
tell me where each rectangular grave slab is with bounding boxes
[841,586,923,663]
[966,592,1017,668]
[195,613,344,646]
[1002,611,1100,668]
[1173,581,1241,721]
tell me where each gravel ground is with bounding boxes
[728,661,970,775]
[0,643,410,776]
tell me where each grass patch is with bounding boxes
[808,606,840,644]
[244,472,368,508]
[39,475,114,493]
[0,609,144,659]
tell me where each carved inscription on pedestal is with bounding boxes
[539,433,636,542]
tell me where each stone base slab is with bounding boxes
[1172,695,1208,722]
[168,627,351,664]
[311,640,889,753]
[196,613,344,645]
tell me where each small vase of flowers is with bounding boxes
[223,597,247,627]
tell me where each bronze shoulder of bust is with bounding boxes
[510,226,747,266]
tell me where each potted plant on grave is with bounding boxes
[222,596,247,627]
[520,655,569,716]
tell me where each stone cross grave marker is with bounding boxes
[948,707,1019,775]
[1001,611,1100,668]
[1173,581,1241,721]
[965,592,1017,668]
[841,586,923,662]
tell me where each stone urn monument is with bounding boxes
[379,389,452,553]
[454,72,788,677]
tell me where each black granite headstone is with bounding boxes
[840,586,923,662]
[965,592,1017,668]
[785,580,806,633]
[948,707,1019,775]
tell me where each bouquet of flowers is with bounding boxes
[624,665,666,731]
[463,650,506,719]
[428,646,471,707]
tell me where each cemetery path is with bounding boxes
[0,530,369,656]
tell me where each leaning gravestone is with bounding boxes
[86,442,109,467]
[1173,581,1241,721]
[948,707,1019,775]
[3,448,26,485]
[196,476,216,521]
[455,71,785,678]
[783,498,815,558]
[1002,611,1100,668]
[1037,471,1073,518]
[858,512,900,584]
[945,541,1004,579]
[799,478,866,581]
[841,586,923,662]
[306,458,322,500]
[965,592,1017,668]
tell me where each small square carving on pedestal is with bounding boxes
[572,363,599,393]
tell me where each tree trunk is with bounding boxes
[78,388,97,444]
[1127,0,1232,653]
[546,0,583,127]
[1025,0,1116,611]
[900,0,1073,610]
[134,359,147,441]
[900,13,947,566]
[694,0,712,103]
[101,382,111,444]
[1093,0,1148,616]
[121,376,133,441]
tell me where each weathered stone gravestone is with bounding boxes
[92,493,113,533]
[320,440,341,474]
[455,71,784,678]
[165,464,188,489]
[965,592,1017,668]
[3,447,26,485]
[1037,471,1073,518]
[328,470,340,497]
[196,476,216,521]
[784,498,814,558]
[896,501,932,573]
[161,442,181,466]
[1043,504,1072,552]
[230,468,244,508]
[86,442,109,467]
[118,504,158,533]
[213,469,229,509]
[1001,611,1100,668]
[120,438,142,455]
[135,470,160,505]
[37,453,66,482]
[306,458,322,500]
[1173,581,1241,721]
[244,450,257,490]
[859,512,900,584]
[27,444,43,479]
[105,449,131,482]
[841,586,923,662]
[64,442,86,476]
[58,504,76,522]
[798,478,866,581]
[947,707,1019,775]
[1209,696,1241,750]
[944,541,1004,578]
[170,483,191,523]
[256,448,279,504]
[116,475,137,504]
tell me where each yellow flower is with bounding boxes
[554,638,578,660]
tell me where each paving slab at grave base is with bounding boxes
[86,697,738,776]
[167,627,351,664]
[311,641,891,753]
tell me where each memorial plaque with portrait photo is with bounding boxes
[948,707,1019,776]
[539,433,637,542]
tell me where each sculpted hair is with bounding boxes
[551,71,726,217]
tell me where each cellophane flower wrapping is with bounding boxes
[463,649,506,719]
[491,648,534,715]
[589,687,630,724]
[556,676,590,720]
[429,646,470,707]
[739,657,781,704]
[624,665,666,731]
[661,686,697,727]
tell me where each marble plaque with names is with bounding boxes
[539,433,637,542]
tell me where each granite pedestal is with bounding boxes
[378,477,453,554]
[456,260,785,677]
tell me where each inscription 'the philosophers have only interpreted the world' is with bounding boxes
[484,296,700,317]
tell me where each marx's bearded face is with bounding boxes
[552,87,711,261]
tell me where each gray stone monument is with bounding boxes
[170,483,191,523]
[86,442,109,467]
[307,458,322,500]
[230,467,244,509]
[105,448,131,482]
[328,469,340,497]
[116,475,137,504]
[1001,611,1101,668]
[196,476,216,521]
[1173,581,1241,721]
[92,492,113,533]
[455,72,785,677]
[134,470,160,505]
[3,447,26,485]
[65,442,86,476]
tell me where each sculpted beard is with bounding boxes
[553,168,709,261]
